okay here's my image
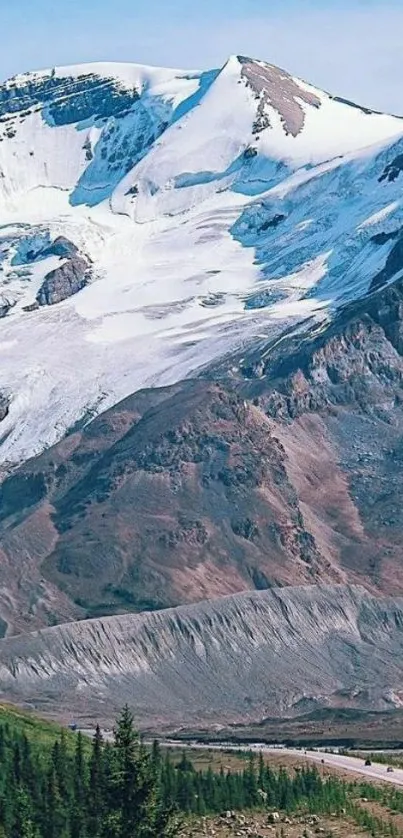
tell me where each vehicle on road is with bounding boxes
[365,759,372,766]
[387,766,394,773]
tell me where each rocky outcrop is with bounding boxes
[0,71,139,123]
[36,254,90,306]
[239,56,321,137]
[39,235,79,260]
[0,394,9,422]
[370,228,403,290]
[378,153,403,183]
[239,273,403,422]
[0,297,13,318]
[1,584,403,727]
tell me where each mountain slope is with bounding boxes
[0,379,329,632]
[0,56,403,470]
[2,54,403,635]
[3,269,403,633]
[1,584,403,728]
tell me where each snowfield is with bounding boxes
[0,54,403,467]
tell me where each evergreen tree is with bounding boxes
[258,751,265,791]
[43,765,68,838]
[11,786,39,838]
[71,732,87,838]
[13,742,21,787]
[0,704,389,838]
[176,768,194,813]
[103,705,178,838]
[0,727,5,763]
[243,754,259,808]
[88,725,104,838]
[51,734,69,801]
[161,752,177,808]
[151,740,162,779]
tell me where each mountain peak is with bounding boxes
[0,52,402,470]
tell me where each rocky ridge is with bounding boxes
[1,584,403,727]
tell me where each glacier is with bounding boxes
[0,54,403,468]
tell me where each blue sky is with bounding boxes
[2,0,403,113]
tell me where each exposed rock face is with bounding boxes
[379,153,403,183]
[0,71,139,124]
[38,235,79,260]
[370,228,403,291]
[0,383,327,625]
[0,299,13,319]
[0,394,9,422]
[1,584,403,727]
[239,56,321,137]
[36,254,90,306]
[241,273,403,422]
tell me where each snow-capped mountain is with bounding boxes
[1,54,403,469]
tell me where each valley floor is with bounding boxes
[173,747,403,838]
[169,707,403,751]
[179,811,371,838]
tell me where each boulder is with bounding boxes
[267,812,280,824]
[36,255,90,306]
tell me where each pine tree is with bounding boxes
[264,764,277,806]
[103,705,178,838]
[11,786,39,838]
[13,742,21,787]
[151,740,162,779]
[0,726,5,763]
[43,765,68,838]
[51,733,69,801]
[71,732,87,838]
[258,751,265,791]
[176,768,194,813]
[176,753,194,775]
[88,725,104,838]
[161,752,177,808]
[243,754,259,808]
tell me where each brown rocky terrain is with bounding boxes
[239,56,321,137]
[179,811,370,838]
[2,270,403,630]
[0,380,328,631]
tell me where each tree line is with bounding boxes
[0,705,402,837]
[0,706,177,838]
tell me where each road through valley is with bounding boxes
[80,729,403,786]
[164,741,403,787]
